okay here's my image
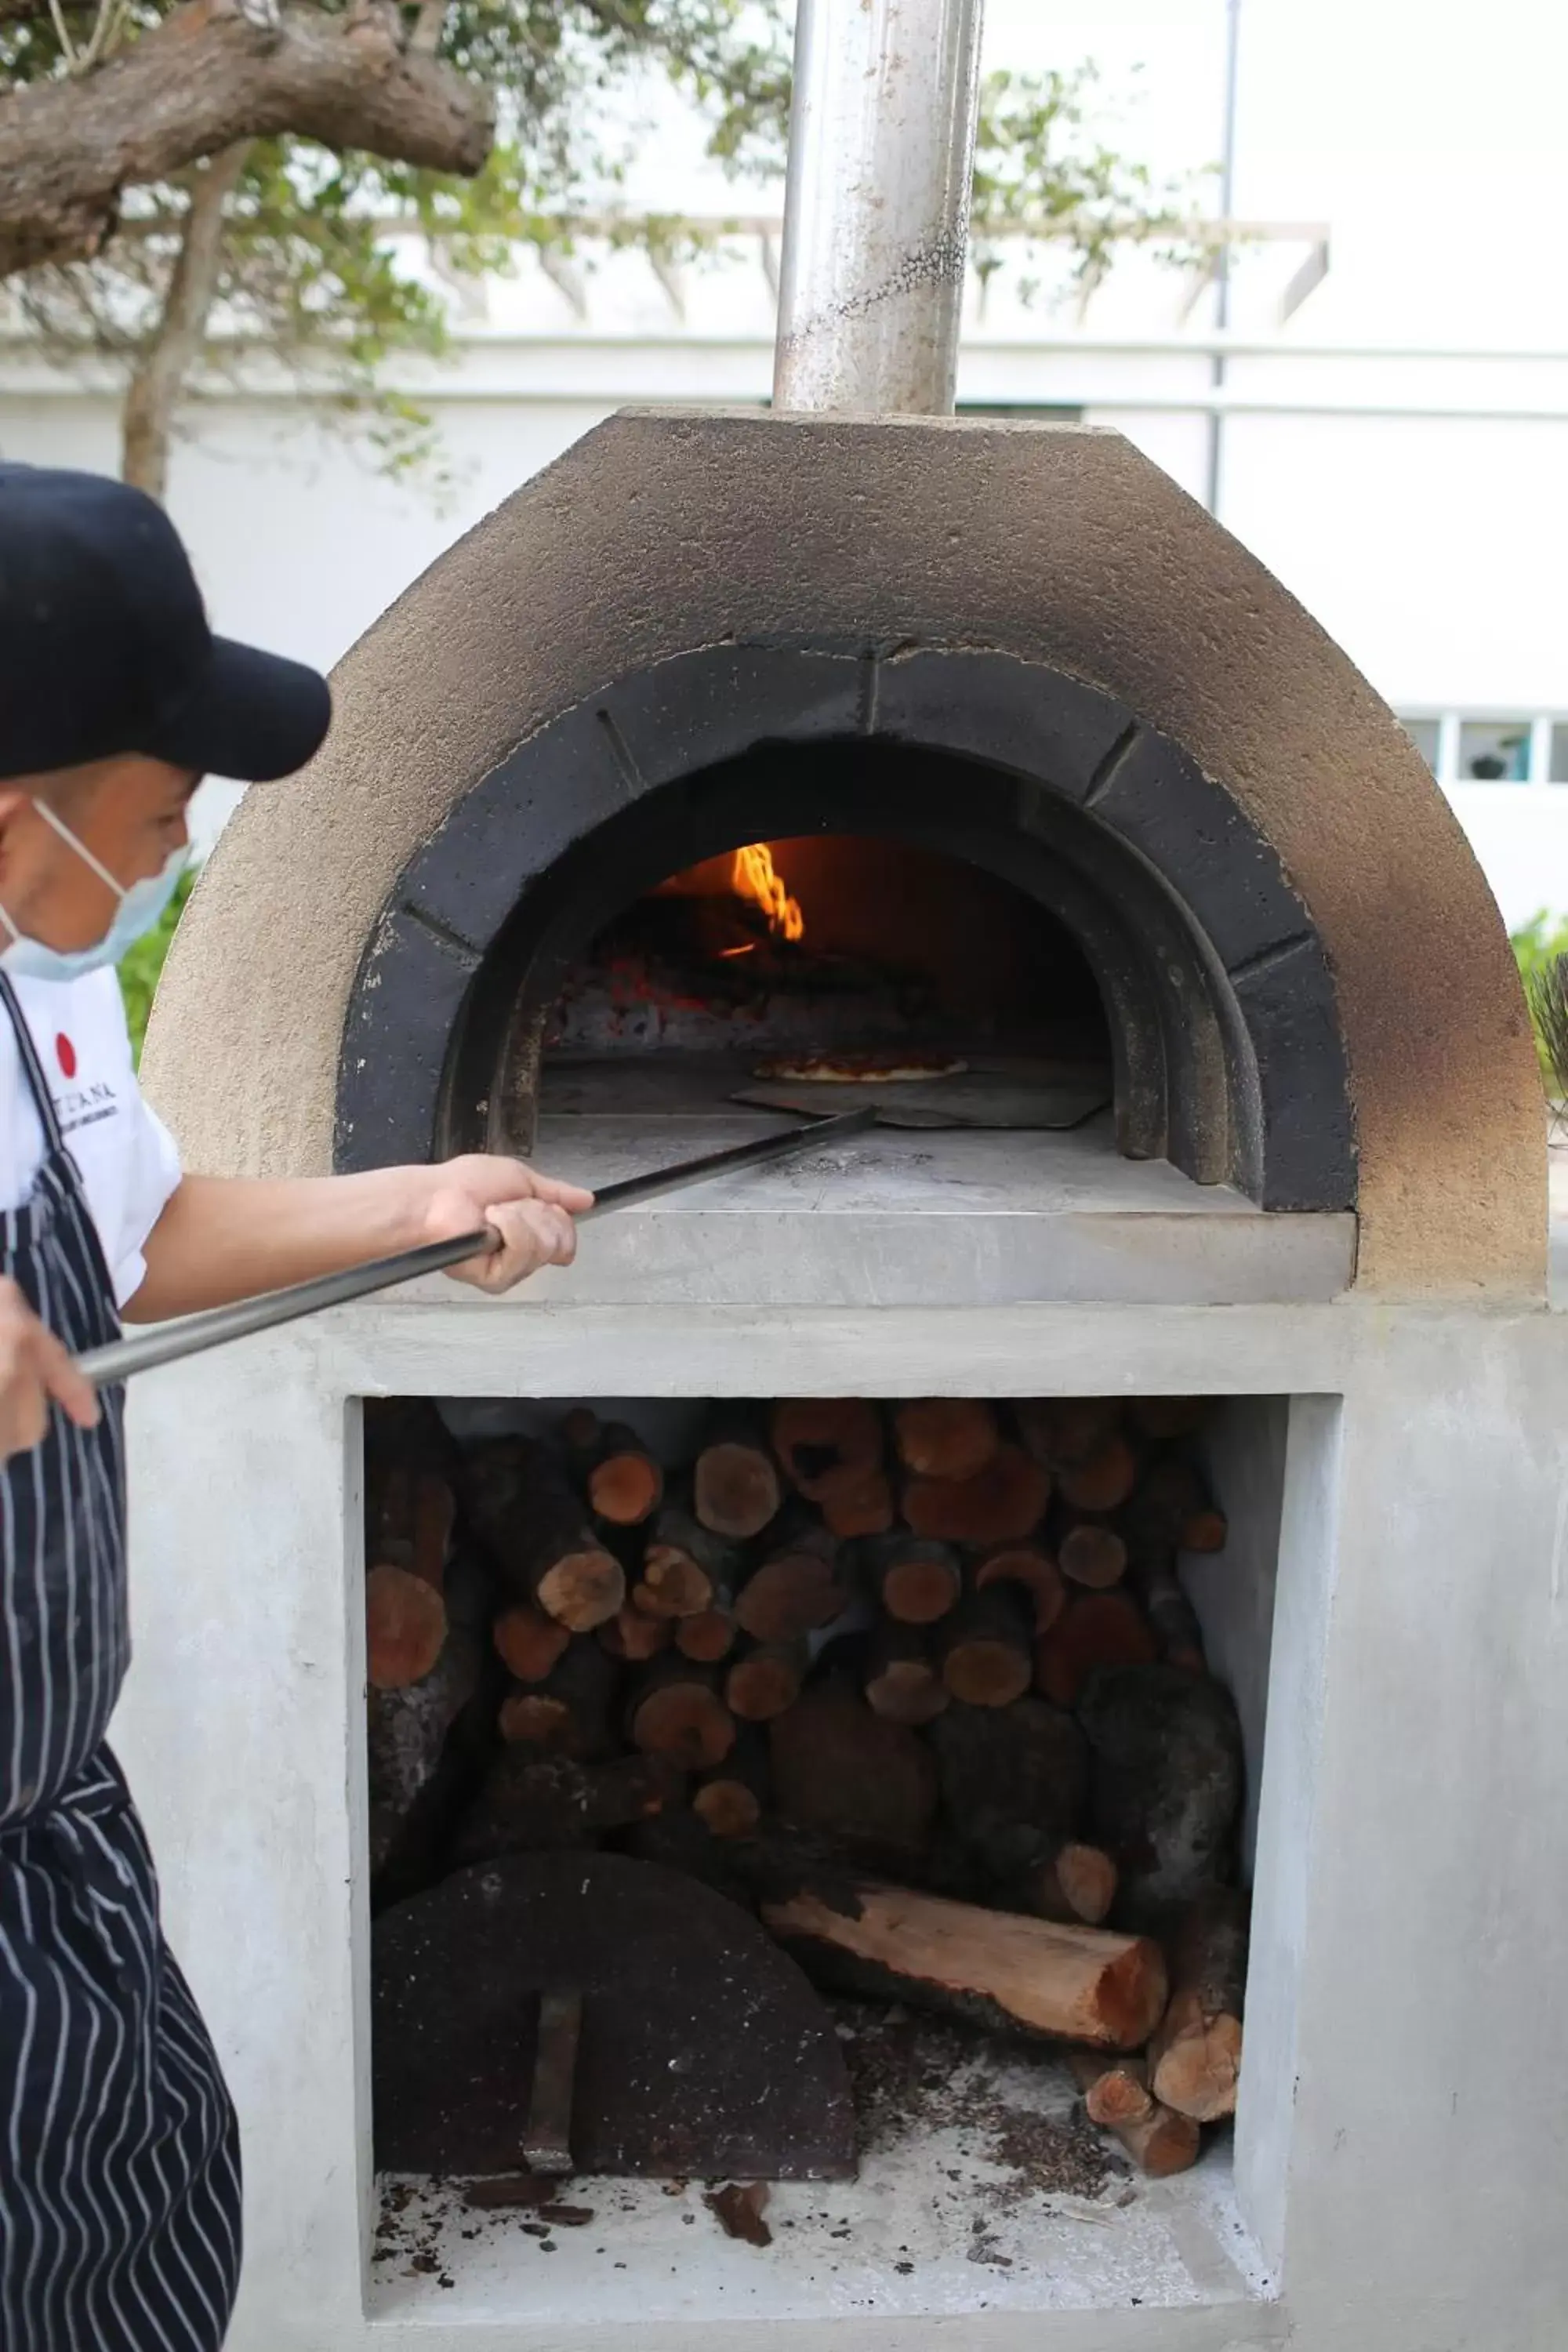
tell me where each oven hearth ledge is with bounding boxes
[450,1115,1353,1308]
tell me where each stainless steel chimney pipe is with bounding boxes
[772,0,986,416]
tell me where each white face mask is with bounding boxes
[0,800,188,984]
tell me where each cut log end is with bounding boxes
[904,1446,1051,1547]
[1026,1842,1120,1926]
[694,1439,782,1540]
[1152,2012,1243,2123]
[1057,1435,1138,1515]
[883,1553,962,1626]
[535,1548,626,1633]
[498,1692,575,1749]
[693,1779,764,1840]
[1058,1523,1129,1591]
[735,1549,848,1643]
[866,1656,950,1727]
[941,1639,1033,1709]
[492,1603,572,1685]
[893,1399,1001,1481]
[629,1680,736,1772]
[675,1608,738,1664]
[366,1563,448,1690]
[975,1545,1067,1632]
[725,1645,806,1722]
[1084,2056,1154,2129]
[1066,2053,1199,2177]
[589,1453,664,1527]
[636,1546,714,1620]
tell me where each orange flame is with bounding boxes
[731,842,804,942]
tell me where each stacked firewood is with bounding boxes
[365,1394,1248,2178]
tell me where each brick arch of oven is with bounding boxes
[336,645,1354,1214]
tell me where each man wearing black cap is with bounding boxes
[0,464,591,2352]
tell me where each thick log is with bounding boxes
[1057,1521,1129,1592]
[859,1532,963,1626]
[674,1606,739,1664]
[587,1422,666,1527]
[814,1463,896,1538]
[864,1622,949,1726]
[459,1438,625,1631]
[893,1399,1001,1481]
[764,1882,1167,2050]
[975,1544,1067,1631]
[626,1656,737,1771]
[1149,1888,1248,2122]
[1021,1841,1120,1927]
[694,1414,782,1539]
[597,1602,673,1664]
[929,1697,1087,1883]
[1057,1434,1139,1515]
[726,1639,808,1722]
[939,1585,1035,1708]
[770,1400,884,1499]
[1034,1592,1158,1708]
[736,1524,849,1642]
[454,1750,681,1868]
[1078,1666,1244,1920]
[1015,1399,1122,1469]
[692,1729,772,1839]
[904,1445,1051,1547]
[1065,2051,1200,2176]
[1127,1558,1207,1674]
[367,1563,448,1691]
[770,1683,938,1855]
[367,1628,481,1876]
[493,1602,572,1684]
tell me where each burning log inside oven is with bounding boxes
[368,1394,1249,2181]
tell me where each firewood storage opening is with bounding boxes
[365,1390,1284,2318]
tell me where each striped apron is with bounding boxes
[0,971,241,2351]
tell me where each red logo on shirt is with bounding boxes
[56,1033,76,1079]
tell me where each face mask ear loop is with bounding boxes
[34,800,126,903]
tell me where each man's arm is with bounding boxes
[123,1156,593,1323]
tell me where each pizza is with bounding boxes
[752,1052,969,1084]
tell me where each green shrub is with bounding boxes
[1512,909,1568,1087]
[118,869,195,1065]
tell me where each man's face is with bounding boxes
[0,755,198,953]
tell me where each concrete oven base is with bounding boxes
[373,2093,1264,2331]
[116,1286,1568,2352]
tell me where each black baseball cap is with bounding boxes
[0,462,332,783]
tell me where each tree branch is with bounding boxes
[0,0,494,278]
[121,139,250,499]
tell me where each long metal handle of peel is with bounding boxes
[73,1108,876,1389]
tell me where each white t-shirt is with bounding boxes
[0,967,182,1307]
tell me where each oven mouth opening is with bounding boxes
[537,827,1115,1133]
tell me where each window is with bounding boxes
[1458,720,1531,783]
[1395,713,1568,786]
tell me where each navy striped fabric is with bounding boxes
[0,973,241,2350]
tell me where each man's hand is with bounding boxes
[416,1156,594,1293]
[0,1276,99,1463]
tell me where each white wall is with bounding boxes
[2,0,1565,913]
